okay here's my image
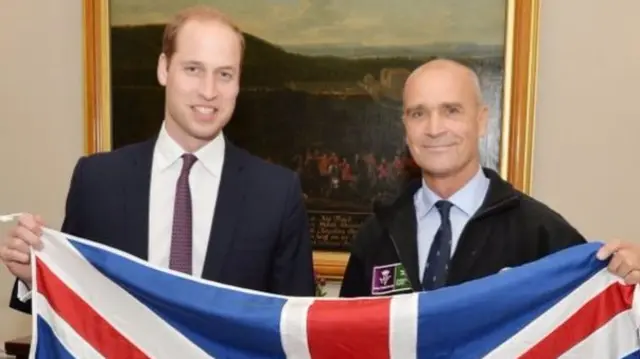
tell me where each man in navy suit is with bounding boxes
[0,5,316,313]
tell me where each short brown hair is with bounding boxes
[161,5,245,63]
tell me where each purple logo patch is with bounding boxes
[371,263,399,295]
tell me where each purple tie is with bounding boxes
[169,153,197,274]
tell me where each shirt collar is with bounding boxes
[154,122,225,177]
[415,167,489,218]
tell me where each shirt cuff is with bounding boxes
[16,280,32,302]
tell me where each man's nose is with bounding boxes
[199,74,218,100]
[425,115,446,136]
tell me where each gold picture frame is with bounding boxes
[83,0,540,281]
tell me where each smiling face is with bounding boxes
[402,60,488,183]
[157,17,242,152]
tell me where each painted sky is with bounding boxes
[110,0,506,47]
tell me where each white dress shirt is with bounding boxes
[17,123,224,300]
[414,167,490,280]
[148,123,224,277]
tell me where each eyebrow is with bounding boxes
[404,104,427,115]
[216,65,237,72]
[180,60,204,67]
[440,102,463,110]
[179,61,237,72]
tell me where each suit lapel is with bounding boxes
[121,139,155,261]
[387,202,422,291]
[376,179,422,292]
[201,141,247,281]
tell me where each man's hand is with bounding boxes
[596,239,640,285]
[0,213,45,288]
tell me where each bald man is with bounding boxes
[339,58,640,297]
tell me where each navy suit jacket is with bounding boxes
[10,137,315,313]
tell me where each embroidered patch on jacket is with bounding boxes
[371,262,411,295]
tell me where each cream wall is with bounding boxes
[0,0,83,344]
[532,0,640,242]
[1,0,639,345]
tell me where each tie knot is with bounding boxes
[435,200,453,219]
[181,153,198,173]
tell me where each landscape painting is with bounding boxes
[84,0,540,278]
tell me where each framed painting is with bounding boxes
[83,0,539,280]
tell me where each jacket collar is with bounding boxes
[374,167,520,224]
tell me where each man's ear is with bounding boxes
[157,53,168,86]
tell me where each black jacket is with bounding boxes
[339,168,586,297]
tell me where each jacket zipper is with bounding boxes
[388,231,422,290]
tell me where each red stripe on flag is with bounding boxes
[519,281,634,358]
[35,258,149,358]
[306,297,391,359]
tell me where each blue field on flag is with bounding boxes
[69,239,290,358]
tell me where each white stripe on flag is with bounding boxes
[35,229,213,358]
[633,285,640,329]
[389,293,418,359]
[559,310,640,358]
[35,293,105,359]
[484,269,617,358]
[280,298,314,359]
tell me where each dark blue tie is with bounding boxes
[422,200,453,291]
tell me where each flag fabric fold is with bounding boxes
[29,228,640,358]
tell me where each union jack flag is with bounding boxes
[29,228,640,358]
